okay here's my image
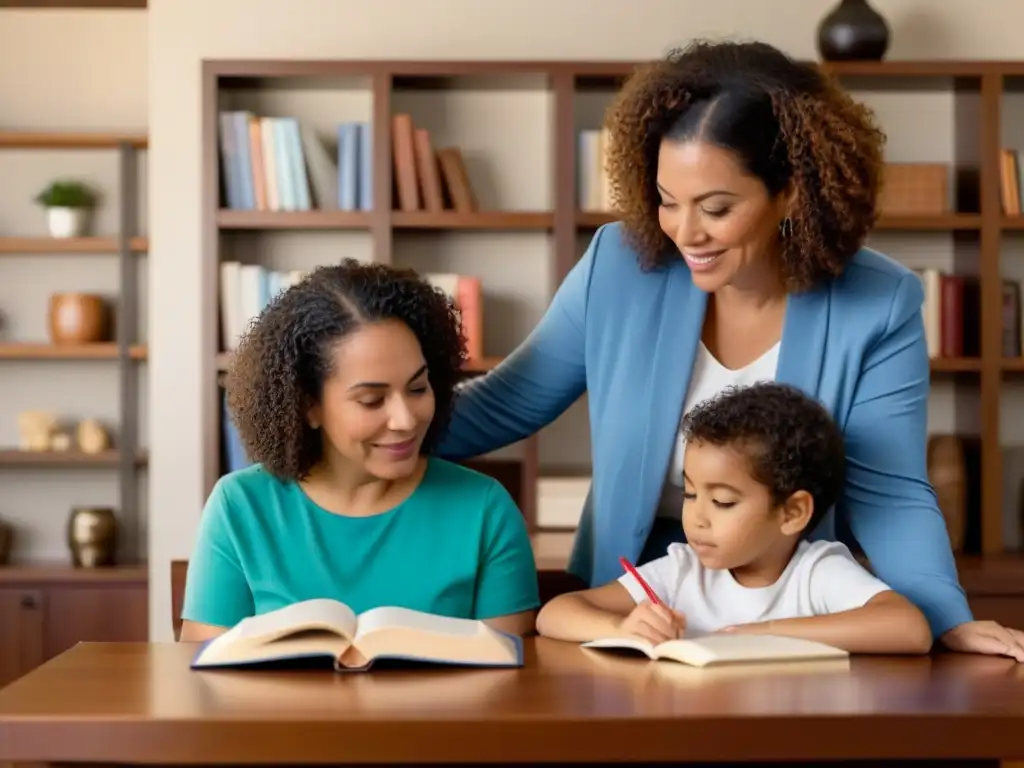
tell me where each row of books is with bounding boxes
[578,128,615,213]
[217,110,484,214]
[218,110,372,212]
[218,261,484,359]
[916,267,1021,358]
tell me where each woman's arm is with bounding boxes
[434,228,603,460]
[838,271,973,639]
[473,483,543,635]
[178,482,255,642]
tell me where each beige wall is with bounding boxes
[0,10,147,563]
[1,0,1010,639]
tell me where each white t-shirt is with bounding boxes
[617,540,891,637]
[656,341,780,518]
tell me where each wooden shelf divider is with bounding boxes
[0,449,148,468]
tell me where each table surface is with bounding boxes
[1,639,1024,765]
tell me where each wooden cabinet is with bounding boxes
[0,567,147,689]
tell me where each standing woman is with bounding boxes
[436,39,1024,659]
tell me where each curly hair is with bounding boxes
[681,382,845,532]
[225,259,467,481]
[603,39,886,291]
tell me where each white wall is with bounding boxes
[146,0,1024,640]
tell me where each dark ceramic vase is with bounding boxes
[817,0,890,61]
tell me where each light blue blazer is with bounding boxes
[436,222,972,637]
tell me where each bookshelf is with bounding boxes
[0,131,148,567]
[201,58,1024,564]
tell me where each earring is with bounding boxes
[778,217,793,239]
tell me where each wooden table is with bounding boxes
[1,639,1023,766]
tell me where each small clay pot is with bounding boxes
[48,293,108,344]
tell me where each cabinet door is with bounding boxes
[0,588,44,688]
[43,584,147,660]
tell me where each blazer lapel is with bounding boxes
[776,285,829,397]
[629,266,707,547]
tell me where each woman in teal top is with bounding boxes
[179,260,540,642]
[436,40,1024,660]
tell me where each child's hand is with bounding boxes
[616,600,686,645]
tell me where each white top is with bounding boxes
[618,540,891,637]
[656,341,781,518]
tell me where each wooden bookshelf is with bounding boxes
[200,58,1024,559]
[0,131,148,571]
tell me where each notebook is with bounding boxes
[189,598,523,672]
[581,633,849,667]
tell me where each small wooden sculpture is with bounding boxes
[76,419,110,454]
[17,410,58,451]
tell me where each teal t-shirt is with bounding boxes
[181,458,541,627]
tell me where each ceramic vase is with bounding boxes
[817,0,891,61]
[46,206,89,238]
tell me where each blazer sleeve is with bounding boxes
[432,226,600,460]
[839,271,973,638]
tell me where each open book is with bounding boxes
[190,598,523,672]
[581,633,848,668]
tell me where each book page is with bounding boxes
[654,634,849,667]
[354,606,481,641]
[234,598,358,643]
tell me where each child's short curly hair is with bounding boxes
[603,39,886,292]
[224,259,467,481]
[681,382,846,532]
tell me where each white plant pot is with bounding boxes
[47,207,89,239]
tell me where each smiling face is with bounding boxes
[307,319,435,481]
[656,138,789,294]
[681,439,812,584]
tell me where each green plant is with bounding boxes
[34,180,98,209]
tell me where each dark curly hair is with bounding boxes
[681,382,845,534]
[604,39,885,291]
[225,259,467,481]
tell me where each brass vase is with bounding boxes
[67,506,117,567]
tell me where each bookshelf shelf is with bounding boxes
[930,357,982,373]
[0,343,147,360]
[216,350,503,375]
[0,236,148,254]
[216,210,372,230]
[0,131,148,150]
[577,212,982,231]
[391,211,553,230]
[0,450,148,468]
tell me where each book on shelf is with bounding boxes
[913,267,1022,358]
[423,272,483,361]
[218,110,371,212]
[578,127,615,213]
[190,598,524,672]
[581,633,848,668]
[219,262,306,353]
[392,113,477,213]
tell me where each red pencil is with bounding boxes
[619,556,664,607]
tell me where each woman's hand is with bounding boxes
[940,621,1024,662]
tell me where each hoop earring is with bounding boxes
[779,217,793,239]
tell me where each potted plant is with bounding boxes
[34,180,99,239]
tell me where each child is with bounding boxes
[536,381,934,654]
